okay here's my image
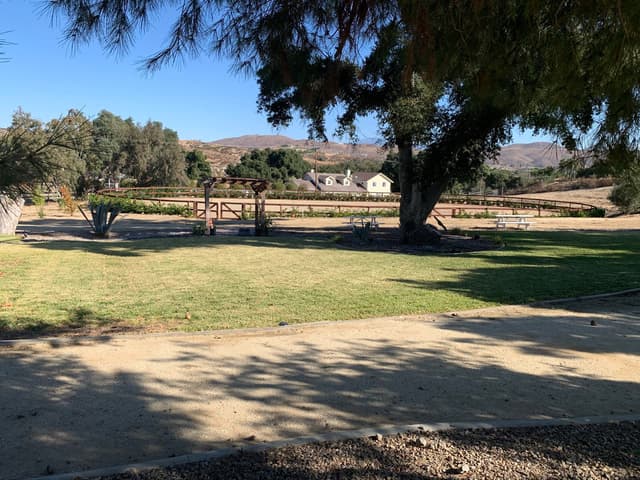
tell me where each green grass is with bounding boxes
[1,231,639,338]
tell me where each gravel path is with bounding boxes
[101,422,640,480]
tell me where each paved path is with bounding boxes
[1,295,638,479]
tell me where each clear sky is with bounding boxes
[1,1,550,145]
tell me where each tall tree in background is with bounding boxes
[85,111,188,188]
[185,150,212,183]
[47,1,640,242]
[226,149,310,183]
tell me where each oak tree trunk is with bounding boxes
[0,196,24,236]
[397,141,446,244]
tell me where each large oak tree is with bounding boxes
[47,1,640,241]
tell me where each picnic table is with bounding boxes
[495,214,535,230]
[348,215,380,230]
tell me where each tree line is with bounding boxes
[1,108,212,197]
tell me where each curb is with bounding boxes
[529,287,640,306]
[30,414,640,480]
[3,287,639,348]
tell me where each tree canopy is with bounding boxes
[85,110,188,189]
[47,1,640,240]
[185,149,212,183]
[226,148,310,183]
[0,108,90,198]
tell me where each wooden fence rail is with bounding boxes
[99,187,600,214]
[117,196,578,220]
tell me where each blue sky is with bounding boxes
[1,1,549,145]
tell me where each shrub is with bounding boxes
[192,221,207,235]
[80,198,121,237]
[352,222,372,244]
[89,195,193,217]
[32,186,45,218]
[610,167,640,213]
[563,207,606,218]
[255,216,272,236]
[59,185,77,215]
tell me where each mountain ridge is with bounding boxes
[181,134,571,173]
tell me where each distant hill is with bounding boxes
[180,135,572,173]
[180,134,385,174]
[495,142,572,170]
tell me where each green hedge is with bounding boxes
[89,195,193,217]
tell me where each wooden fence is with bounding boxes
[97,188,601,219]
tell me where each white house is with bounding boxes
[350,172,394,195]
[299,169,393,195]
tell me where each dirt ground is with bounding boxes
[15,203,640,241]
[1,293,638,479]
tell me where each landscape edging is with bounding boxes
[29,414,640,480]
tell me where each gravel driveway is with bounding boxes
[1,294,638,479]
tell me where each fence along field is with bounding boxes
[97,188,603,220]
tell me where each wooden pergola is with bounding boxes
[202,177,270,235]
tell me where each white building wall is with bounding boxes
[363,174,392,195]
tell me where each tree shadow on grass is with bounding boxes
[390,234,640,306]
[21,234,340,257]
[0,306,140,340]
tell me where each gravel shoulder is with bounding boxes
[99,421,640,480]
[2,293,639,479]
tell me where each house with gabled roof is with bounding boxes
[298,169,393,195]
[350,172,394,195]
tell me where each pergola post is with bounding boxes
[203,177,269,236]
[204,182,212,235]
[254,191,267,234]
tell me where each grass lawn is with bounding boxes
[1,231,639,338]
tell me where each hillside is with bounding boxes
[180,135,572,173]
[495,142,572,170]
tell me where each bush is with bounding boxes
[563,207,606,218]
[89,195,193,217]
[32,186,45,218]
[80,198,121,237]
[255,216,272,236]
[610,167,640,213]
[58,185,77,215]
[352,222,372,244]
